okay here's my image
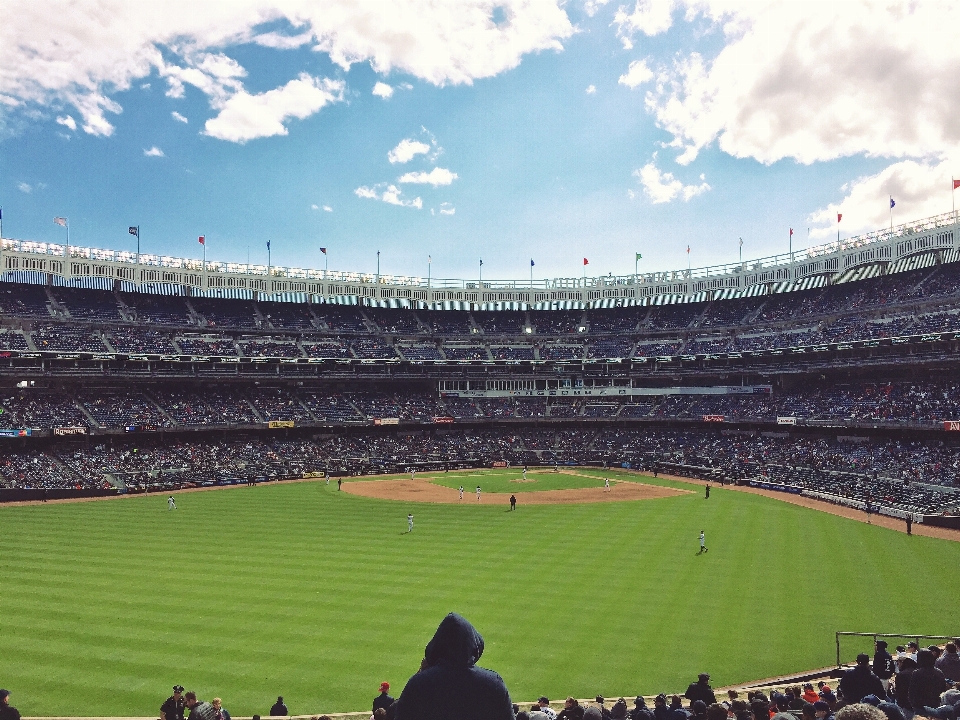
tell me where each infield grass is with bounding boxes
[1,468,957,717]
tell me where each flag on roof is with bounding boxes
[954,178,960,190]
[583,257,588,265]
[686,245,690,254]
[789,228,793,237]
[266,240,271,251]
[198,236,205,245]
[128,226,138,237]
[319,247,327,254]
[530,259,535,267]
[53,217,67,227]
[636,252,642,260]
[837,213,842,223]
[890,197,896,209]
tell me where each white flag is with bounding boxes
[53,217,67,227]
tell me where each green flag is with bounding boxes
[635,252,642,260]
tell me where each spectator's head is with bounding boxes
[184,692,198,708]
[707,703,727,720]
[751,700,769,720]
[538,697,550,708]
[918,649,936,668]
[834,704,886,720]
[692,700,708,717]
[907,642,920,654]
[655,695,668,708]
[212,699,222,710]
[857,653,871,666]
[728,691,740,701]
[373,710,386,720]
[671,696,684,710]
[276,697,283,704]
[0,691,9,706]
[814,701,830,718]
[946,643,958,655]
[379,682,390,694]
[875,641,888,652]
[929,646,943,659]
[699,674,711,684]
[636,697,648,708]
[173,686,184,697]
[802,703,817,720]
[898,657,917,671]
[565,698,580,710]
[597,696,605,706]
[584,709,603,720]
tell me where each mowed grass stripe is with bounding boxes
[2,476,958,716]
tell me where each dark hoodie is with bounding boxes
[909,650,947,712]
[394,613,513,720]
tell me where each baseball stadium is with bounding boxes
[1,211,959,718]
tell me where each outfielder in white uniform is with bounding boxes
[458,486,464,501]
[604,477,610,492]
[407,513,414,532]
[476,486,481,501]
[167,496,177,510]
[698,530,707,554]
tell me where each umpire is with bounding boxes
[161,686,186,720]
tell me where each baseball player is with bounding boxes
[476,486,481,502]
[167,496,177,510]
[407,513,414,532]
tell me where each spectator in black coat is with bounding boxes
[393,612,513,720]
[0,690,20,720]
[840,654,887,704]
[269,697,287,717]
[893,656,917,715]
[373,683,394,715]
[686,675,718,706]
[909,650,947,714]
[558,697,585,720]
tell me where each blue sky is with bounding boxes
[2,0,958,281]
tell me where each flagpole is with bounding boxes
[479,258,482,287]
[428,255,431,289]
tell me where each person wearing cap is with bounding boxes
[373,683,394,715]
[861,694,906,720]
[686,674,718,706]
[839,654,886,704]
[269,697,288,717]
[630,697,654,720]
[814,701,834,720]
[0,689,20,720]
[536,698,557,720]
[161,686,186,720]
[876,642,897,694]
[909,650,947,715]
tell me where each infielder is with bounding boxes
[604,477,610,492]
[458,486,464,501]
[476,486,481,502]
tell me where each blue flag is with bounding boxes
[267,240,271,251]
[890,197,896,209]
[530,259,535,267]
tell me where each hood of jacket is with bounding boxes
[424,612,484,668]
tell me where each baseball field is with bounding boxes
[1,467,957,717]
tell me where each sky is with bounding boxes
[1,0,959,282]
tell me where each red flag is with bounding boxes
[198,236,205,245]
[837,213,842,223]
[789,228,794,236]
[319,247,327,254]
[954,179,960,190]
[686,245,690,254]
[583,257,588,265]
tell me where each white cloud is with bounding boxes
[585,84,596,94]
[372,81,394,98]
[55,115,76,130]
[204,74,344,143]
[398,167,458,186]
[311,204,334,212]
[323,205,332,212]
[617,59,652,89]
[143,146,164,156]
[1,1,574,137]
[355,183,423,209]
[171,111,188,123]
[388,138,432,164]
[17,181,31,193]
[614,0,676,47]
[807,154,960,239]
[634,161,710,203]
[439,202,455,215]
[634,1,960,166]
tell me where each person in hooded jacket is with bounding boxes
[840,655,886,704]
[908,650,947,715]
[652,695,671,720]
[892,656,916,719]
[875,642,897,692]
[393,612,513,720]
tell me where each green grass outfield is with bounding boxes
[1,468,957,717]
